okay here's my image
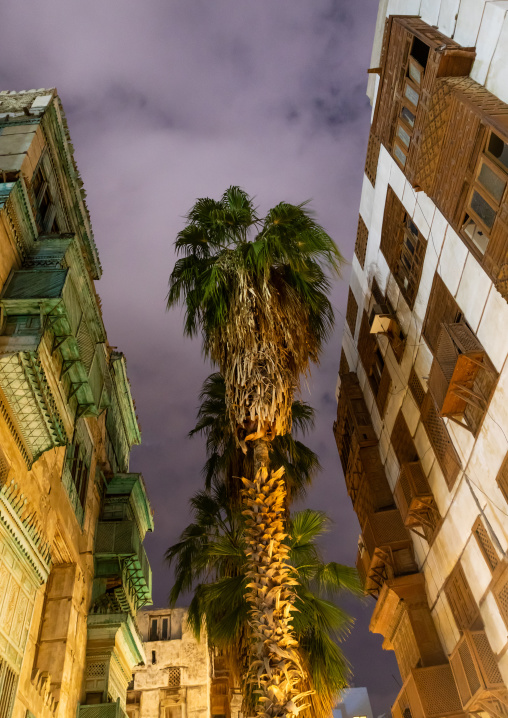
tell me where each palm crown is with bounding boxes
[168,186,343,439]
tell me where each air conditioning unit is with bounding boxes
[370,303,398,335]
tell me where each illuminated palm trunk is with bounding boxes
[241,439,310,718]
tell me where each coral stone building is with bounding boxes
[127,608,211,718]
[335,3,508,718]
[0,89,153,718]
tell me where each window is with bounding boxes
[423,274,462,355]
[461,131,508,255]
[152,650,156,664]
[395,217,427,308]
[64,439,90,508]
[379,188,427,310]
[167,667,181,688]
[32,164,59,234]
[148,613,182,641]
[391,37,429,169]
[358,311,392,415]
[346,289,358,336]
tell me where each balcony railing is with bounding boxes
[95,520,152,607]
[356,509,418,596]
[449,630,507,715]
[394,462,440,542]
[392,664,464,718]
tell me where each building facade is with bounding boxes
[127,608,211,718]
[335,3,508,718]
[333,687,374,718]
[0,89,153,718]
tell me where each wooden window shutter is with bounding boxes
[357,311,377,375]
[346,289,359,337]
[391,410,419,466]
[380,186,406,273]
[472,517,499,573]
[355,215,369,269]
[493,567,508,628]
[422,273,461,355]
[339,350,349,377]
[365,131,381,186]
[445,562,481,631]
[408,367,425,409]
[376,364,392,417]
[495,453,508,504]
[421,392,461,488]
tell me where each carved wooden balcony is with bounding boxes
[345,439,395,529]
[356,508,418,596]
[0,237,109,463]
[449,630,508,717]
[335,372,378,475]
[94,520,152,609]
[392,665,464,718]
[394,462,441,542]
[428,322,496,432]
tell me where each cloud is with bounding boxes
[0,0,399,712]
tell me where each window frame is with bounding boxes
[408,56,424,87]
[460,130,508,256]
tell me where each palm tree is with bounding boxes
[189,372,321,506]
[168,186,343,716]
[166,483,362,718]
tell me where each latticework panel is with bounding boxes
[355,215,368,269]
[380,187,406,273]
[392,610,419,682]
[450,630,504,710]
[415,79,453,195]
[420,393,461,489]
[0,661,18,718]
[494,571,508,628]
[76,317,95,372]
[167,666,181,688]
[408,368,425,409]
[365,131,381,186]
[346,289,359,337]
[472,518,499,572]
[411,664,464,717]
[423,274,461,356]
[445,563,480,631]
[471,631,503,686]
[363,508,410,551]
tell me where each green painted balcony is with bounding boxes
[0,236,108,463]
[94,520,152,609]
[79,702,128,718]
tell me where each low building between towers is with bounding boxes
[0,88,153,718]
[336,3,508,718]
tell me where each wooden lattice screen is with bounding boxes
[472,517,499,573]
[445,562,481,631]
[391,410,419,467]
[365,131,381,186]
[496,453,508,504]
[408,367,425,409]
[358,311,377,375]
[371,277,385,306]
[355,215,369,269]
[423,274,462,355]
[493,568,508,628]
[380,187,406,272]
[346,288,359,337]
[420,392,461,489]
[376,364,392,417]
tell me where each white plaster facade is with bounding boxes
[127,608,211,718]
[338,2,508,716]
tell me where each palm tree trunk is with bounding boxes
[241,439,310,717]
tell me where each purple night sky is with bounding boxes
[1,1,400,712]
